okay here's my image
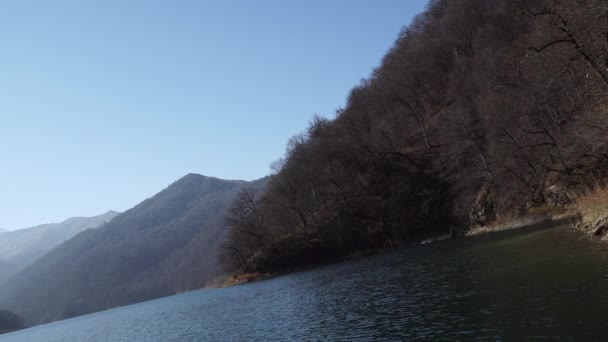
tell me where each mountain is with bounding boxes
[0,211,119,284]
[0,174,267,325]
[0,261,17,290]
[222,0,608,274]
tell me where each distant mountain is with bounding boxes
[0,211,119,284]
[0,174,267,325]
[0,261,18,289]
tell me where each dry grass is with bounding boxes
[465,206,572,237]
[528,205,568,217]
[205,272,272,289]
[573,186,608,225]
[492,213,520,228]
[465,216,538,236]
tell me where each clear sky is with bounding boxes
[0,0,428,229]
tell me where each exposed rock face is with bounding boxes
[570,213,608,240]
[589,215,608,237]
[470,184,496,227]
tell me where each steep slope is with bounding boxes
[0,261,17,288]
[222,0,608,274]
[0,174,266,325]
[0,211,119,284]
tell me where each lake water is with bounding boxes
[3,223,608,341]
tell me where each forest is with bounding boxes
[0,310,23,334]
[222,0,608,274]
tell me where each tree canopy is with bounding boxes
[222,0,608,274]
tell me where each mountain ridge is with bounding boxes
[0,173,268,325]
[0,211,120,285]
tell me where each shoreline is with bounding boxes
[208,211,579,290]
[465,211,576,237]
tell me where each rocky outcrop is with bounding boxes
[470,184,496,227]
[573,213,608,239]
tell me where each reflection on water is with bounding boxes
[3,223,608,341]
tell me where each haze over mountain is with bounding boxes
[0,174,266,325]
[0,211,119,285]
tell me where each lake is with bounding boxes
[3,222,608,341]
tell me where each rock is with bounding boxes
[574,214,608,237]
[470,184,496,227]
[592,215,608,237]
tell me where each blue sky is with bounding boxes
[0,0,428,229]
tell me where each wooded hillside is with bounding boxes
[222,0,608,273]
[0,310,23,334]
[0,174,267,325]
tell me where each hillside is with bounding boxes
[0,261,17,290]
[0,310,23,335]
[0,211,119,284]
[0,174,267,325]
[222,0,608,274]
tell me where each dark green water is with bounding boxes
[2,223,608,341]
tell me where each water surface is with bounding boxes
[2,223,608,341]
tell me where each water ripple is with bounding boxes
[2,225,608,340]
